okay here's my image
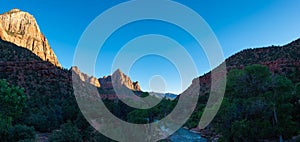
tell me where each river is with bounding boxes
[168,128,207,142]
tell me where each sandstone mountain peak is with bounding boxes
[99,69,141,91]
[71,66,101,87]
[0,9,61,67]
[8,8,21,13]
[112,69,141,91]
[114,68,122,74]
[113,68,126,77]
[71,67,141,91]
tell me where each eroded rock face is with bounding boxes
[71,67,140,91]
[99,69,141,91]
[71,66,101,87]
[99,76,112,89]
[112,69,141,91]
[0,9,61,67]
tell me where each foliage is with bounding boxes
[81,126,115,142]
[211,65,299,141]
[0,79,26,118]
[0,79,27,141]
[48,121,83,142]
[127,109,149,124]
[8,124,36,141]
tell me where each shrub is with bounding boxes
[0,79,26,141]
[8,124,36,141]
[48,122,82,142]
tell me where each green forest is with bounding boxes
[185,65,300,141]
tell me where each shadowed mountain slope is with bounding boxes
[183,38,300,96]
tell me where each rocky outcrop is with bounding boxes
[0,9,61,67]
[71,66,100,87]
[71,68,141,90]
[99,69,141,91]
[99,76,112,89]
[71,67,140,91]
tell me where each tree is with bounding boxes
[216,65,298,141]
[226,65,271,99]
[127,109,148,124]
[294,83,300,133]
[8,124,36,141]
[49,121,83,142]
[268,75,294,141]
[0,79,27,141]
[296,82,300,95]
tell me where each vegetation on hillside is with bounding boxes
[185,65,300,141]
[0,79,35,141]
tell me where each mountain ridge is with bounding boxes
[71,66,141,91]
[182,38,300,97]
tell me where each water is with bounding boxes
[168,128,207,142]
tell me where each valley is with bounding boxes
[0,8,299,142]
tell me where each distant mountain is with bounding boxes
[71,66,101,87]
[149,92,178,100]
[72,67,141,91]
[99,69,141,91]
[182,38,300,96]
[164,93,178,100]
[0,9,61,67]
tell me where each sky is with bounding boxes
[1,0,300,94]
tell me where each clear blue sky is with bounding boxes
[1,0,300,94]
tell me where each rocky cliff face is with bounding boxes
[71,66,100,87]
[98,75,112,89]
[99,69,141,91]
[0,9,61,67]
[71,67,140,91]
